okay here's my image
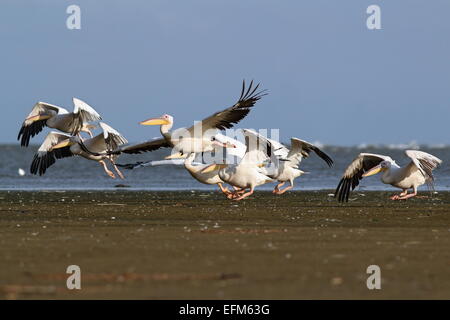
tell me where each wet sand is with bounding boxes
[0,190,449,300]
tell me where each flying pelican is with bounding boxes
[112,80,266,157]
[335,150,442,202]
[18,98,102,147]
[260,138,334,194]
[30,122,128,179]
[202,129,274,201]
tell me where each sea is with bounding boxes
[1,143,449,192]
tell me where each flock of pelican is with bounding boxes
[18,81,443,202]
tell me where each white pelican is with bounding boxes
[117,134,247,197]
[118,154,234,196]
[30,122,127,179]
[202,129,274,201]
[114,80,266,157]
[260,138,334,194]
[18,98,101,147]
[335,150,443,202]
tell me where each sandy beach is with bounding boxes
[0,190,449,299]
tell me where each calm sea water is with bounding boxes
[0,144,449,191]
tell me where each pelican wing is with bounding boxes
[269,139,289,159]
[335,153,391,202]
[286,138,333,168]
[30,132,74,176]
[117,159,187,170]
[18,102,68,147]
[240,129,274,165]
[405,150,442,182]
[187,80,267,135]
[213,133,247,159]
[117,138,171,155]
[99,122,128,152]
[69,98,102,135]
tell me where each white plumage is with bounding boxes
[18,98,101,147]
[335,150,442,201]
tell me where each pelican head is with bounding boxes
[140,114,173,126]
[363,161,391,177]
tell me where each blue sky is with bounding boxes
[1,0,449,145]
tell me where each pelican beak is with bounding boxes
[212,141,237,148]
[363,165,385,177]
[26,115,51,122]
[51,139,74,151]
[201,163,228,174]
[140,117,170,126]
[165,152,187,160]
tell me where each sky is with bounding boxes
[0,0,449,146]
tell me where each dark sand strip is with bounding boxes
[0,190,449,299]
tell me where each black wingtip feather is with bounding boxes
[18,120,47,147]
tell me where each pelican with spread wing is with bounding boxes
[202,129,274,201]
[335,150,442,202]
[30,122,128,179]
[113,80,266,157]
[260,138,334,194]
[18,98,101,147]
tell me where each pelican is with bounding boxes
[113,80,266,157]
[117,134,247,197]
[335,150,443,202]
[18,98,101,147]
[30,122,128,179]
[202,129,274,201]
[260,138,334,194]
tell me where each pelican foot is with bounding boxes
[228,193,241,200]
[106,171,116,179]
[390,195,400,200]
[275,186,293,195]
[397,193,417,200]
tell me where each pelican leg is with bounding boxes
[100,160,116,179]
[232,186,245,192]
[110,159,125,180]
[277,184,293,195]
[390,189,408,200]
[276,181,294,194]
[77,133,85,142]
[233,187,254,201]
[227,187,245,199]
[217,183,231,195]
[227,189,241,199]
[273,182,285,194]
[397,189,418,200]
